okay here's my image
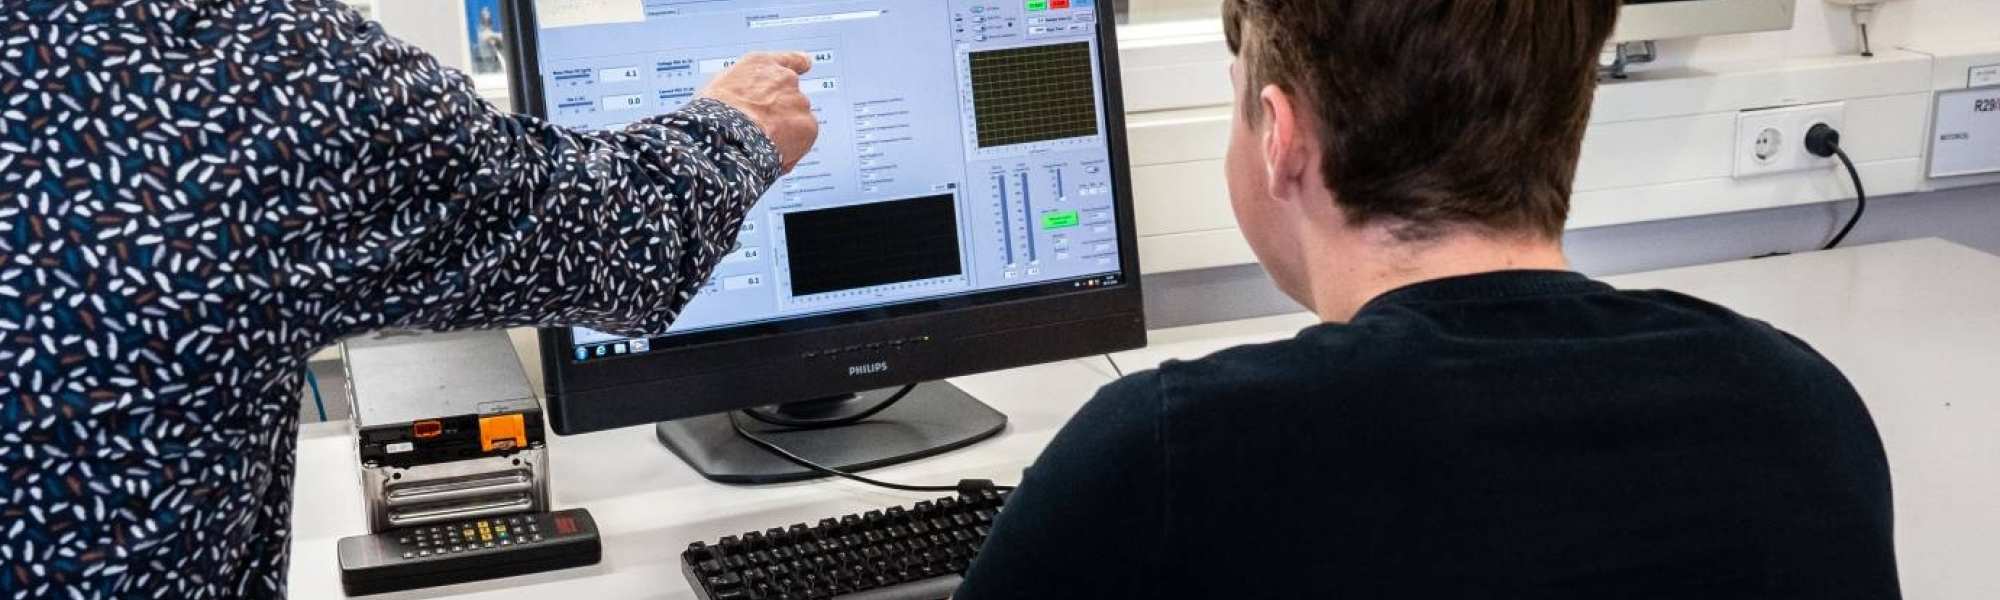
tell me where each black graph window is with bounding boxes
[968,42,1100,148]
[784,194,964,296]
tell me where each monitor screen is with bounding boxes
[523,0,1127,363]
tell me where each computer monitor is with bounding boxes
[502,0,1145,483]
[1613,0,1797,43]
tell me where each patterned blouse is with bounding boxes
[0,0,781,597]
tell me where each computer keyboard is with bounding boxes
[682,488,1011,600]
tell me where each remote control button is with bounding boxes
[533,534,544,542]
[402,552,413,559]
[485,542,496,548]
[500,540,511,546]
[419,550,431,557]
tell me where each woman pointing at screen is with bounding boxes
[0,1,816,596]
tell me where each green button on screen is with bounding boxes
[1026,0,1048,10]
[1042,211,1080,230]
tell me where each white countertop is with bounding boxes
[288,238,2000,598]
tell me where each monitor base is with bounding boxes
[656,381,1008,485]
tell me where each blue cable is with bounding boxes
[305,368,328,422]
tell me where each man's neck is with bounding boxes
[1303,229,1571,323]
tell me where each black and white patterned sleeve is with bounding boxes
[288,21,783,340]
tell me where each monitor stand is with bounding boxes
[655,381,1008,485]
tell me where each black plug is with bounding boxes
[1805,123,1842,158]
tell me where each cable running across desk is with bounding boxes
[730,412,1015,494]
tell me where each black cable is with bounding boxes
[729,411,1016,493]
[1805,124,1866,251]
[1822,148,1867,250]
[1859,23,1874,58]
[741,384,917,430]
[1105,354,1126,378]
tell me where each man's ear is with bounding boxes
[1259,84,1311,203]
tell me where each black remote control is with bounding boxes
[337,508,603,596]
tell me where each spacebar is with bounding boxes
[837,574,965,600]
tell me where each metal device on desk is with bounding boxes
[337,330,600,596]
[346,330,551,531]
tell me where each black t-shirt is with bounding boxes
[957,270,1899,599]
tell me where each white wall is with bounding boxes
[1665,0,2000,66]
[1131,0,2000,325]
[1572,0,2000,276]
[1124,0,2000,54]
[376,0,470,71]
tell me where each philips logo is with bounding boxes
[848,362,890,376]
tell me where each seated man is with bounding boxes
[956,1,1900,598]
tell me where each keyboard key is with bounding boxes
[704,572,743,591]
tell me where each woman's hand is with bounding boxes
[699,51,819,174]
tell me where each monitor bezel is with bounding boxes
[502,0,1149,433]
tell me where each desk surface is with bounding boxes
[288,238,2000,598]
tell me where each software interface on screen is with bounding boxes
[533,0,1126,362]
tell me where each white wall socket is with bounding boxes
[1734,102,1847,178]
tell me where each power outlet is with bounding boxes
[1734,102,1846,178]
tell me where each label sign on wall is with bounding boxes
[1930,86,2000,179]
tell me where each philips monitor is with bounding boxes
[1614,0,1798,43]
[503,0,1145,483]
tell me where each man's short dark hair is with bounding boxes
[1223,0,1620,240]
